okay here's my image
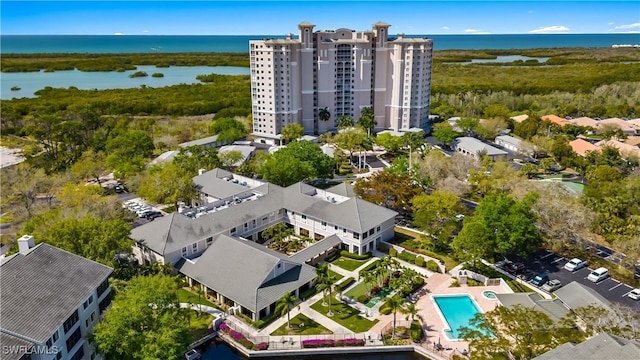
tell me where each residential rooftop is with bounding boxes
[0,243,113,343]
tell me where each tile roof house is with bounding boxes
[569,139,600,157]
[541,114,571,127]
[599,118,639,136]
[533,333,640,360]
[570,116,599,128]
[0,236,113,360]
[595,139,640,158]
[131,169,397,321]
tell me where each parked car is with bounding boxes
[506,263,526,275]
[564,258,588,272]
[541,279,562,292]
[517,269,537,282]
[495,259,511,270]
[531,273,550,287]
[628,289,640,300]
[587,267,609,282]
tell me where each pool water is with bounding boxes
[433,295,482,340]
[365,287,392,308]
[482,290,497,300]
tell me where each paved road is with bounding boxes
[506,249,640,309]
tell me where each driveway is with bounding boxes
[506,249,640,309]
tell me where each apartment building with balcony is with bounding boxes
[0,236,113,360]
[250,21,433,144]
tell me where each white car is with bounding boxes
[628,289,640,300]
[587,267,609,282]
[564,258,587,272]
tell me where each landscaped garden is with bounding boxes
[331,256,368,271]
[310,297,378,333]
[178,287,217,308]
[261,223,317,255]
[270,313,333,336]
[390,228,460,271]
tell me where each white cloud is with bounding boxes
[615,22,640,30]
[142,30,150,33]
[528,10,534,14]
[441,26,449,30]
[464,29,491,34]
[113,32,124,36]
[528,25,570,34]
[608,22,615,25]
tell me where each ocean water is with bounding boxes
[2,33,639,53]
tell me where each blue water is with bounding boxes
[1,65,249,99]
[2,34,639,53]
[202,340,421,359]
[433,295,482,340]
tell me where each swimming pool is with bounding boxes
[432,295,483,340]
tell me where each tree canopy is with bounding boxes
[354,172,421,215]
[258,141,334,186]
[92,274,191,360]
[209,117,247,143]
[280,123,304,143]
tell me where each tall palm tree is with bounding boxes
[319,107,331,122]
[196,286,204,315]
[387,295,406,339]
[314,263,330,305]
[275,292,298,329]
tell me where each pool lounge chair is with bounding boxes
[457,348,469,356]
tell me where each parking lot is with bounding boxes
[505,249,640,309]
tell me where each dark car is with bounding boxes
[506,262,525,275]
[143,211,162,219]
[531,273,550,287]
[517,269,537,282]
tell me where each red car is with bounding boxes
[506,262,525,275]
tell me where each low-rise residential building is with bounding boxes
[599,118,638,136]
[494,135,523,153]
[570,116,599,128]
[569,138,600,157]
[454,137,508,160]
[595,139,640,158]
[0,235,113,360]
[541,114,571,127]
[218,144,256,167]
[510,114,529,123]
[533,333,640,360]
[179,134,230,149]
[131,169,397,320]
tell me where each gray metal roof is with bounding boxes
[0,332,33,360]
[455,137,508,156]
[179,134,220,148]
[132,172,397,257]
[289,234,342,262]
[177,235,316,312]
[496,293,569,321]
[0,244,113,343]
[533,333,640,360]
[495,135,522,147]
[553,281,611,310]
[325,182,356,197]
[193,168,249,200]
[218,145,256,166]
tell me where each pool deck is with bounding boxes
[370,273,511,355]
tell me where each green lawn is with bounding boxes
[310,298,378,333]
[178,288,218,308]
[392,228,460,271]
[331,256,367,271]
[270,313,333,336]
[188,310,215,341]
[328,269,344,282]
[344,281,369,300]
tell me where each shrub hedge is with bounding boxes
[398,251,417,264]
[426,260,440,272]
[335,277,355,292]
[340,250,371,260]
[415,256,425,267]
[410,320,423,343]
[389,248,398,257]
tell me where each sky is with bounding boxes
[1,1,639,35]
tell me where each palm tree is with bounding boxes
[387,295,406,339]
[403,302,423,324]
[275,292,298,329]
[325,281,335,316]
[314,263,330,305]
[337,115,353,129]
[196,286,204,315]
[360,271,376,295]
[357,107,376,136]
[319,107,331,122]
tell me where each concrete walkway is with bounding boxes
[180,303,224,316]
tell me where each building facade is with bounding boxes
[250,21,434,144]
[0,236,113,360]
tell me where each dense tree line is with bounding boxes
[1,52,249,72]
